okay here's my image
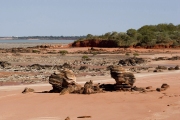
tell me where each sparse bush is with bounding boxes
[125,53,130,56]
[82,55,91,61]
[32,49,40,53]
[92,52,98,56]
[59,50,68,55]
[133,53,139,57]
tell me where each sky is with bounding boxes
[0,0,180,36]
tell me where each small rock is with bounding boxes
[22,87,34,94]
[65,116,70,120]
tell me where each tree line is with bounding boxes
[75,23,180,47]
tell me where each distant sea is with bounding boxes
[0,39,75,44]
[0,39,75,48]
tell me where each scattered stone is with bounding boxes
[153,56,180,61]
[175,65,179,70]
[161,83,170,89]
[118,57,147,66]
[82,80,102,94]
[132,86,146,92]
[99,84,115,91]
[65,116,70,120]
[79,66,88,70]
[156,88,162,92]
[168,67,175,70]
[156,65,167,70]
[146,86,152,89]
[156,83,170,92]
[62,63,72,69]
[60,84,82,95]
[22,87,34,94]
[153,69,163,72]
[0,61,11,68]
[77,116,91,118]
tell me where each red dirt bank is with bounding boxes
[71,39,180,49]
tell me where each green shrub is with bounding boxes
[59,50,68,55]
[32,49,40,53]
[92,52,98,56]
[125,53,130,56]
[82,55,91,61]
[133,53,139,57]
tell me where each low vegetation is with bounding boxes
[59,50,68,55]
[73,23,180,48]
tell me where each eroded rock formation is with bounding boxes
[110,66,136,87]
[49,68,79,93]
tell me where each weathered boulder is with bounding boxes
[82,80,94,94]
[82,80,102,94]
[110,66,136,87]
[49,69,77,92]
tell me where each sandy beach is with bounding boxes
[0,43,180,120]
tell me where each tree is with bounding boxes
[127,29,137,37]
[104,32,111,39]
[86,34,93,39]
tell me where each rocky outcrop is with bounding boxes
[48,69,88,95]
[118,57,147,66]
[110,66,136,87]
[81,80,102,94]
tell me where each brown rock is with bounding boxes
[161,83,170,89]
[65,116,70,120]
[22,87,34,94]
[49,68,76,92]
[146,86,152,89]
[77,116,91,118]
[110,66,136,86]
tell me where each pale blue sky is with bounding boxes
[0,0,180,36]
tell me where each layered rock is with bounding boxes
[110,66,136,87]
[81,80,102,94]
[49,68,82,94]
